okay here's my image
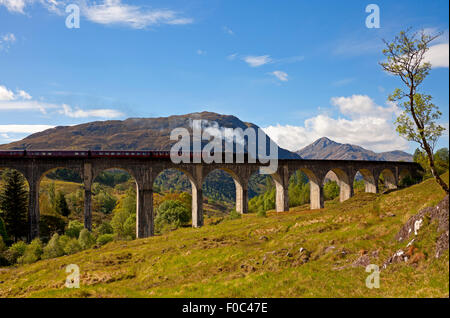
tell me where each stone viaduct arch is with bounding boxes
[0,154,421,241]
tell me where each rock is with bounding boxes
[324,246,336,253]
[259,236,269,241]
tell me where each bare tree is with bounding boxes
[380,29,448,194]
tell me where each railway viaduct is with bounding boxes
[0,153,422,241]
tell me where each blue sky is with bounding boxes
[0,0,448,153]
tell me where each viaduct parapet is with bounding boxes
[0,152,422,241]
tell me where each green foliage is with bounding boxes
[97,234,114,246]
[381,29,448,194]
[93,188,117,214]
[111,186,136,240]
[55,191,71,217]
[66,189,84,216]
[65,220,84,238]
[0,169,28,242]
[155,200,191,233]
[0,217,9,244]
[0,236,5,252]
[324,181,340,201]
[95,221,114,236]
[39,214,67,242]
[42,234,65,259]
[5,241,27,264]
[353,180,365,193]
[63,238,82,255]
[256,206,267,218]
[46,168,82,183]
[414,147,449,180]
[78,229,96,250]
[227,209,241,220]
[18,239,43,265]
[95,170,131,187]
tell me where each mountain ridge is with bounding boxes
[296,137,413,162]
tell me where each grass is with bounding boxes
[0,173,448,298]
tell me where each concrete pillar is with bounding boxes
[275,182,289,212]
[83,163,93,231]
[310,180,324,209]
[365,179,378,193]
[339,180,354,202]
[136,187,154,238]
[235,180,248,214]
[191,183,203,227]
[28,178,40,241]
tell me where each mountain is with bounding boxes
[296,137,413,161]
[0,111,300,159]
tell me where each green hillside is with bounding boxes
[0,173,448,298]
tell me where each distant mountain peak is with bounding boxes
[297,137,412,162]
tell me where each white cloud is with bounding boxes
[0,0,193,29]
[222,26,234,35]
[271,71,288,82]
[243,55,272,67]
[263,95,409,153]
[0,0,28,13]
[0,124,55,134]
[425,43,449,68]
[0,84,123,119]
[81,0,193,29]
[0,32,16,51]
[0,85,15,100]
[197,49,206,55]
[58,104,123,118]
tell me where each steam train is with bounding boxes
[0,150,173,158]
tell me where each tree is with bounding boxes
[380,29,448,194]
[0,170,28,242]
[55,191,71,217]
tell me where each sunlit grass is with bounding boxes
[0,173,448,298]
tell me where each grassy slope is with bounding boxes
[0,174,448,298]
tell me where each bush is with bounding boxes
[155,200,190,233]
[42,234,65,259]
[0,236,6,252]
[5,241,27,264]
[227,209,241,220]
[18,239,43,264]
[97,234,114,246]
[111,209,136,240]
[256,206,267,218]
[65,220,84,238]
[78,229,96,250]
[95,221,114,236]
[63,238,82,255]
[324,181,340,201]
[39,214,67,242]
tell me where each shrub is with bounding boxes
[39,214,67,242]
[97,234,114,246]
[18,239,43,264]
[42,234,65,259]
[5,241,27,264]
[227,209,241,220]
[95,222,113,236]
[64,238,82,255]
[256,206,267,218]
[155,200,190,233]
[65,220,84,238]
[324,181,340,201]
[78,229,96,250]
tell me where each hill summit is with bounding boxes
[0,111,300,159]
[296,137,412,161]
